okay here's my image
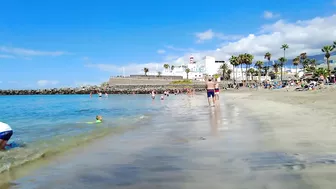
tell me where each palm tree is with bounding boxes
[157,71,162,77]
[299,52,307,75]
[238,54,245,83]
[171,65,175,72]
[255,60,264,83]
[278,57,287,81]
[226,69,232,80]
[333,41,336,48]
[272,63,280,79]
[247,68,255,81]
[292,56,300,78]
[143,67,149,76]
[220,62,228,81]
[163,64,170,71]
[245,53,254,84]
[281,44,289,59]
[321,45,335,78]
[229,55,239,82]
[314,67,328,80]
[185,68,190,79]
[264,52,272,77]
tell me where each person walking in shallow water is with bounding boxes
[206,78,216,106]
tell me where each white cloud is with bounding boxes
[0,46,67,56]
[82,56,89,61]
[88,14,336,74]
[263,11,280,19]
[195,29,215,42]
[157,49,166,54]
[195,29,243,43]
[0,54,15,59]
[74,81,101,86]
[165,45,195,52]
[37,80,59,87]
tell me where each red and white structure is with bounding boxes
[189,55,194,64]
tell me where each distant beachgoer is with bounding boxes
[0,122,13,150]
[151,90,156,99]
[96,115,103,123]
[160,95,164,100]
[98,92,102,97]
[214,82,220,100]
[206,78,216,106]
[90,92,92,98]
[105,93,108,97]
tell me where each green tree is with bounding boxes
[314,67,328,80]
[163,64,170,71]
[143,67,149,76]
[157,71,162,77]
[247,68,255,81]
[272,63,280,79]
[281,44,289,59]
[100,82,109,87]
[171,65,175,71]
[185,68,190,79]
[321,45,335,78]
[278,57,287,81]
[299,52,307,75]
[229,55,239,81]
[220,62,228,81]
[226,69,232,80]
[264,52,272,77]
[254,60,264,83]
[292,56,300,78]
[238,54,245,82]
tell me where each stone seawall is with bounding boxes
[0,84,224,95]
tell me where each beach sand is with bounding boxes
[4,89,336,189]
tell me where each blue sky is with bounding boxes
[0,0,336,89]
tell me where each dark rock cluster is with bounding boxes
[0,84,215,95]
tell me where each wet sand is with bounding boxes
[5,90,336,189]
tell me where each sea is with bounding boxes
[0,94,166,174]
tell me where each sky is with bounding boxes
[0,0,336,89]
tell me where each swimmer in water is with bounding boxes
[85,115,103,124]
[151,90,156,99]
[160,95,164,100]
[0,122,13,150]
[96,115,103,123]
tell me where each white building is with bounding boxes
[158,55,222,80]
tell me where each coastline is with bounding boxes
[0,84,212,95]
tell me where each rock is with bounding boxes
[0,84,213,95]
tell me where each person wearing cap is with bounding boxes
[0,122,13,150]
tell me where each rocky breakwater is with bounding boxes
[0,84,223,95]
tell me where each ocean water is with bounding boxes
[0,94,170,173]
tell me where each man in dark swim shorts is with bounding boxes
[0,122,13,150]
[206,78,216,106]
